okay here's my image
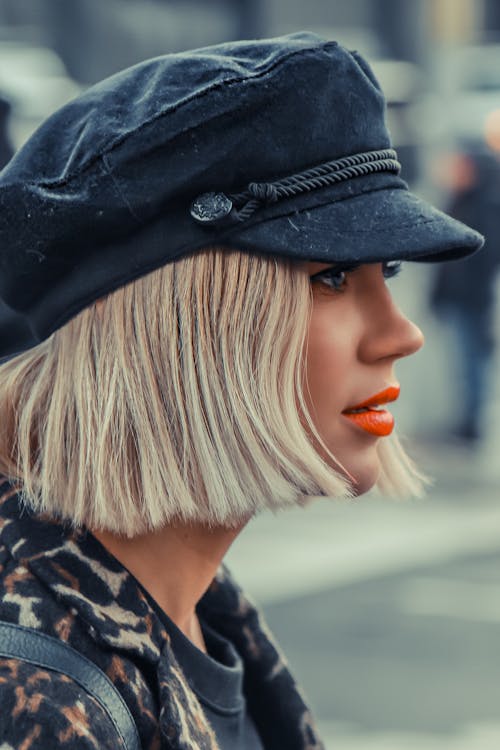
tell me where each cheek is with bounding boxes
[304,307,357,420]
[303,302,381,495]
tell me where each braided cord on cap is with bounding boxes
[190,149,401,226]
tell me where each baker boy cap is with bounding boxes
[0,31,484,356]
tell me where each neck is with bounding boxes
[91,520,245,649]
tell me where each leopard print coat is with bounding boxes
[0,478,325,749]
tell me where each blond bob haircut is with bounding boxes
[0,248,425,536]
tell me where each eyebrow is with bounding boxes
[309,262,360,277]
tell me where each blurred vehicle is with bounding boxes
[0,38,81,149]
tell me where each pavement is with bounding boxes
[314,722,500,750]
[225,438,500,749]
[225,438,500,605]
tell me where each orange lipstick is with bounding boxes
[342,385,400,437]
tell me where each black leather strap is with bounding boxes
[0,621,141,750]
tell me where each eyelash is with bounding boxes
[311,260,403,292]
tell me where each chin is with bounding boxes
[344,458,381,496]
[310,430,383,496]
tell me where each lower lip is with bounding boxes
[342,408,395,436]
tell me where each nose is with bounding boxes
[358,287,425,364]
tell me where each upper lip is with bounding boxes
[343,385,400,412]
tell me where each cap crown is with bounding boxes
[0,32,482,356]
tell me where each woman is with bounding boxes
[0,32,483,749]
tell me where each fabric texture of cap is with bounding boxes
[0,31,484,356]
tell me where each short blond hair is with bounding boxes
[0,248,425,536]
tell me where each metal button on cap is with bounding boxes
[190,192,233,225]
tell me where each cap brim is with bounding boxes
[224,187,484,264]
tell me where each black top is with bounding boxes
[140,585,264,750]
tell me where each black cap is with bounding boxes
[0,32,484,357]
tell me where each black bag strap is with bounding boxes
[0,621,141,750]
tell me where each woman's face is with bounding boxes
[304,260,424,494]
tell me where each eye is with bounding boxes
[310,263,360,292]
[382,260,403,279]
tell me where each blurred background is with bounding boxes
[0,1,499,748]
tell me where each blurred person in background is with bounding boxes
[0,33,482,750]
[430,147,500,443]
[0,96,13,169]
